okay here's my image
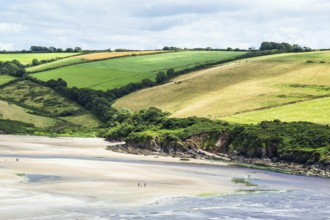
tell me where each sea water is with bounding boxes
[69,168,330,220]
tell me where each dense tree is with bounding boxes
[74,47,82,52]
[30,46,49,52]
[166,68,175,78]
[141,79,155,87]
[259,41,310,52]
[0,60,26,77]
[65,48,74,52]
[155,71,167,84]
[32,59,39,66]
[260,42,273,50]
[29,45,79,53]
[162,46,181,51]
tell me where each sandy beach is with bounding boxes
[0,135,285,219]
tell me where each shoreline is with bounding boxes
[1,134,329,219]
[0,135,241,211]
[107,141,330,178]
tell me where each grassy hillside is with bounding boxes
[0,100,57,127]
[0,53,79,65]
[0,75,16,85]
[26,50,165,72]
[0,80,100,128]
[113,51,330,124]
[222,97,330,125]
[32,51,245,90]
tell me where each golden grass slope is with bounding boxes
[113,51,330,124]
[74,50,165,60]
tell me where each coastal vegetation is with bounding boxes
[0,43,329,175]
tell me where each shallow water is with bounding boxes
[25,174,61,183]
[65,176,330,220]
[40,162,330,219]
[2,153,329,219]
[110,190,330,220]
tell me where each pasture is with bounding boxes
[113,51,330,124]
[222,97,330,125]
[32,51,245,90]
[0,80,100,128]
[0,100,57,127]
[0,53,79,65]
[0,75,15,85]
[26,50,166,72]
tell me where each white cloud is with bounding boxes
[0,23,26,33]
[0,0,330,50]
[0,43,15,51]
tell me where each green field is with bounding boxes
[114,51,330,124]
[32,51,245,90]
[222,97,330,125]
[0,80,100,128]
[0,100,57,127]
[0,75,16,85]
[26,51,166,72]
[26,57,86,72]
[0,53,79,65]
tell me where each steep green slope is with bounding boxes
[0,80,100,129]
[113,51,330,124]
[32,51,245,90]
[0,75,16,85]
[0,100,57,127]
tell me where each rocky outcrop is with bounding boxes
[215,132,231,152]
[230,155,330,178]
[106,132,329,178]
[108,137,203,158]
[0,130,6,134]
[279,150,320,164]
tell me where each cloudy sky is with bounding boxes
[1,0,329,50]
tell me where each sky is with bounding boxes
[0,0,330,50]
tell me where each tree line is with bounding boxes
[30,46,82,53]
[0,60,26,77]
[259,42,312,52]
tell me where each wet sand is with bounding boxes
[0,135,274,219]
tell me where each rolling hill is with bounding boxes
[0,75,16,85]
[113,51,330,125]
[26,50,166,72]
[222,97,330,124]
[32,51,245,90]
[0,79,100,129]
[0,53,79,65]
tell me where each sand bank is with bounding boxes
[0,135,272,219]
